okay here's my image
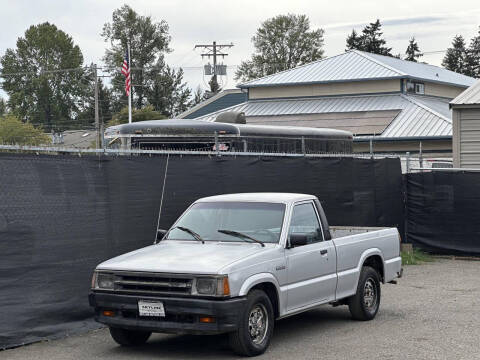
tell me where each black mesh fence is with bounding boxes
[406,171,480,255]
[0,152,403,349]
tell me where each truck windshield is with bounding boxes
[165,202,286,244]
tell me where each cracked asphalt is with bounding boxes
[3,258,480,360]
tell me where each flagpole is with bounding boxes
[128,42,132,124]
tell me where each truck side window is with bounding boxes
[289,203,323,245]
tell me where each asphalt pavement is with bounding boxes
[3,258,480,360]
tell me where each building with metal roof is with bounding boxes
[192,50,477,155]
[451,80,480,167]
[178,88,247,119]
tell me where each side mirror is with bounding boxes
[288,234,308,248]
[155,229,168,243]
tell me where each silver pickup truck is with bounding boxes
[89,193,402,356]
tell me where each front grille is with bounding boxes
[112,272,193,296]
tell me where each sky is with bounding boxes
[0,0,480,97]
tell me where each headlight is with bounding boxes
[196,278,217,295]
[194,276,230,296]
[94,272,115,290]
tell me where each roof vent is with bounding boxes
[214,111,246,124]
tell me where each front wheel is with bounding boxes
[348,266,381,321]
[109,327,151,346]
[229,289,274,356]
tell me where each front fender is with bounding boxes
[238,272,281,297]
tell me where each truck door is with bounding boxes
[285,201,337,311]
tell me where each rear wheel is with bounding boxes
[229,289,274,356]
[109,327,151,346]
[348,266,381,321]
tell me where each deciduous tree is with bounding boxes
[0,22,87,131]
[235,14,325,82]
[102,5,171,110]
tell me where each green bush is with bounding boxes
[107,105,167,127]
[0,115,50,146]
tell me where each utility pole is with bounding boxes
[195,41,233,94]
[93,64,101,149]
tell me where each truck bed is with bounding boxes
[329,226,402,301]
[330,226,391,238]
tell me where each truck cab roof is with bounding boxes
[195,193,316,204]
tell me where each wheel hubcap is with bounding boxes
[363,278,377,310]
[248,304,268,345]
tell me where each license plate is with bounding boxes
[138,300,165,317]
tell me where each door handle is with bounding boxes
[320,249,328,255]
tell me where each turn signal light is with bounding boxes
[223,277,230,296]
[199,316,216,323]
[103,310,115,317]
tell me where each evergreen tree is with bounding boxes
[192,86,205,106]
[146,59,192,118]
[235,14,325,82]
[0,98,6,116]
[77,72,113,129]
[465,27,480,77]
[405,37,423,62]
[345,19,392,56]
[346,29,362,51]
[442,35,467,74]
[208,76,220,94]
[361,20,392,55]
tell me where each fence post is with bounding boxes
[301,136,306,155]
[243,139,247,152]
[406,152,410,173]
[214,131,219,156]
[419,141,423,168]
[369,139,373,158]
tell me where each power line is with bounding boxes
[0,66,90,77]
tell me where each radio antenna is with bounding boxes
[155,154,170,243]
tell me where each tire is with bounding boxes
[348,266,381,321]
[229,289,274,357]
[109,327,151,346]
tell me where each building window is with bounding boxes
[406,81,425,95]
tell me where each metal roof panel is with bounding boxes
[450,80,480,105]
[194,93,452,139]
[239,50,476,89]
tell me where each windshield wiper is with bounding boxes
[172,226,205,244]
[218,229,265,247]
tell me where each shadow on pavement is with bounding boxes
[104,307,352,359]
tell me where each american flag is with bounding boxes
[121,49,131,96]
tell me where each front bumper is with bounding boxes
[89,292,247,335]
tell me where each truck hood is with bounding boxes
[97,240,272,274]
